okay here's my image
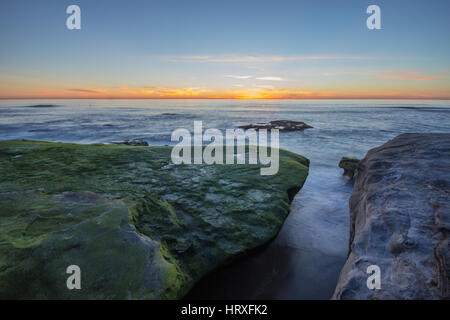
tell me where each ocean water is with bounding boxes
[1,99,449,299]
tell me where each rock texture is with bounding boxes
[338,157,360,180]
[239,120,313,132]
[0,140,309,299]
[333,134,449,300]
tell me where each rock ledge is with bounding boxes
[0,140,309,299]
[333,133,450,300]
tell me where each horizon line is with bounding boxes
[1,97,450,100]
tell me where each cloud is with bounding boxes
[226,75,286,81]
[255,85,275,89]
[225,75,253,79]
[118,86,207,97]
[156,54,370,64]
[255,76,285,81]
[378,71,442,81]
[66,88,107,94]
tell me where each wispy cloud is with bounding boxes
[66,88,107,94]
[255,76,285,81]
[378,71,442,81]
[157,54,371,64]
[225,75,253,79]
[255,85,275,89]
[118,86,207,97]
[225,75,286,81]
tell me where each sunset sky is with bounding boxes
[1,0,450,99]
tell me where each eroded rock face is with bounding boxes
[0,140,309,299]
[333,134,450,300]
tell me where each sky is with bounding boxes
[1,0,450,99]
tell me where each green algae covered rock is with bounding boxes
[0,140,309,299]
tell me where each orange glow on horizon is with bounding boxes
[1,86,449,100]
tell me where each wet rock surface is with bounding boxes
[338,157,360,180]
[333,133,450,300]
[0,140,309,299]
[239,120,313,132]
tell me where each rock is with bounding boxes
[112,138,149,146]
[238,120,313,132]
[22,104,59,108]
[333,134,450,300]
[0,140,309,299]
[175,239,193,254]
[338,157,359,179]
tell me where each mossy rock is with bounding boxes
[338,157,360,179]
[0,140,309,299]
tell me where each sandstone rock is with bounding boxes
[0,140,309,299]
[239,120,313,132]
[333,134,450,300]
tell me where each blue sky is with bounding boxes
[1,0,449,98]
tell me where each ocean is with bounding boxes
[1,99,449,299]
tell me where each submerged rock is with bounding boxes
[239,120,313,132]
[338,157,360,179]
[333,134,450,300]
[0,140,309,299]
[21,104,59,108]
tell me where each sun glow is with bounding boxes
[1,85,449,100]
